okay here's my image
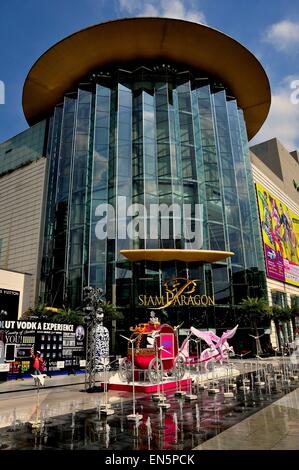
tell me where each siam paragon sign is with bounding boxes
[138,278,215,309]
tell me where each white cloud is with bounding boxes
[264,20,299,52]
[252,76,299,151]
[118,0,206,24]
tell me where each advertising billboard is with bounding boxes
[0,320,86,372]
[256,182,299,287]
[0,289,20,320]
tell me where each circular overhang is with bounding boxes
[23,17,270,139]
[120,249,234,263]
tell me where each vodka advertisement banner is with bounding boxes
[0,321,86,372]
[256,182,299,287]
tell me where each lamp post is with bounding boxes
[150,332,171,401]
[120,334,143,421]
[154,341,171,409]
[190,337,200,392]
[156,346,170,410]
[174,322,186,398]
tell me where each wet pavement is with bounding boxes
[0,373,298,450]
[194,387,299,450]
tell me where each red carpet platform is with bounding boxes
[108,377,192,393]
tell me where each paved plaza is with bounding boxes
[0,359,298,450]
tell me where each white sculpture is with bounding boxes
[95,309,110,371]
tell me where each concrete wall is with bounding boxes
[250,138,299,208]
[0,158,47,309]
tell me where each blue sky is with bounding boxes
[0,0,299,149]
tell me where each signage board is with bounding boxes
[0,289,20,321]
[138,278,215,309]
[256,182,299,287]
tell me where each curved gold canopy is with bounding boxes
[120,249,234,263]
[23,17,270,138]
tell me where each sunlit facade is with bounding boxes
[11,17,271,342]
[40,65,266,332]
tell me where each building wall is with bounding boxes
[251,138,299,208]
[0,158,47,308]
[0,121,46,177]
[251,145,299,346]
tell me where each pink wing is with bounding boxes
[217,325,238,346]
[190,327,220,348]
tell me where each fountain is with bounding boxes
[155,341,171,409]
[120,334,142,421]
[173,412,178,444]
[223,365,234,398]
[0,368,298,451]
[185,357,197,401]
[99,358,115,416]
[71,409,76,430]
[11,408,17,431]
[208,364,220,394]
[174,323,187,399]
[146,416,152,449]
[178,398,184,422]
[255,359,265,387]
[195,403,200,432]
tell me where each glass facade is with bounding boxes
[0,121,46,177]
[40,65,266,331]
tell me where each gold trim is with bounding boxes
[128,348,155,356]
[120,249,234,262]
[22,17,270,139]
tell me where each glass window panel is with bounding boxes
[118,89,132,108]
[207,200,223,223]
[206,182,221,200]
[77,104,90,119]
[178,93,192,112]
[75,134,88,151]
[209,223,226,250]
[228,227,244,265]
[97,96,110,112]
[95,127,109,146]
[179,113,194,143]
[204,163,218,182]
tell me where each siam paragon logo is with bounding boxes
[139,277,215,309]
[95,197,203,249]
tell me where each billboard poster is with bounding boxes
[256,182,299,287]
[0,320,86,372]
[0,289,20,320]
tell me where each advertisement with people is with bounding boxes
[0,320,86,376]
[256,182,299,287]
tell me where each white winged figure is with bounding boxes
[31,374,47,387]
